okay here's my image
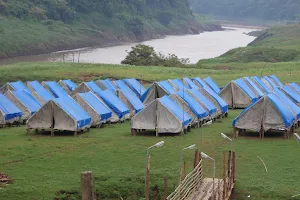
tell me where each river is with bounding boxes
[0,26,259,65]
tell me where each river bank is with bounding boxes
[0,18,222,60]
[0,26,257,65]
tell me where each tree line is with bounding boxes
[189,0,300,21]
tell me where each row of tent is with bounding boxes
[0,76,227,136]
[230,75,300,137]
[0,79,146,133]
[131,77,229,135]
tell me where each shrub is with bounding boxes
[29,6,47,20]
[121,44,189,67]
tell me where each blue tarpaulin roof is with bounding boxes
[10,81,30,92]
[160,96,192,126]
[270,75,283,87]
[281,85,300,103]
[252,76,272,93]
[288,82,300,93]
[189,88,217,115]
[44,81,68,98]
[234,78,258,102]
[79,92,112,121]
[273,88,300,119]
[232,93,295,128]
[85,81,103,94]
[99,79,117,92]
[27,81,54,102]
[183,77,198,89]
[264,76,278,89]
[204,77,220,94]
[192,77,208,87]
[12,91,41,114]
[62,80,77,91]
[54,96,91,128]
[95,90,130,118]
[202,86,229,113]
[124,78,146,97]
[170,79,188,90]
[157,81,177,95]
[0,93,22,120]
[244,77,264,97]
[119,87,144,113]
[177,90,208,119]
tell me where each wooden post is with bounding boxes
[51,127,54,137]
[194,149,199,168]
[183,161,186,179]
[74,131,78,136]
[232,151,236,185]
[233,127,238,138]
[228,151,231,191]
[222,152,226,200]
[178,166,182,198]
[156,128,159,137]
[145,155,151,200]
[178,165,183,185]
[81,171,94,200]
[163,177,168,200]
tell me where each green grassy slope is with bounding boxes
[0,61,300,87]
[197,24,300,64]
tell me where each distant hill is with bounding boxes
[189,0,300,22]
[0,0,221,58]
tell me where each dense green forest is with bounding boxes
[189,0,300,22]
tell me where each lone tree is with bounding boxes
[121,44,189,67]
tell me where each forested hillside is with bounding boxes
[189,0,300,22]
[0,0,194,25]
[0,0,220,58]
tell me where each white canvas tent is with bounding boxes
[116,89,136,116]
[219,81,255,108]
[73,93,102,127]
[5,90,40,121]
[70,82,93,96]
[141,81,178,106]
[169,93,200,127]
[131,96,192,136]
[27,98,91,136]
[197,88,222,115]
[233,93,295,138]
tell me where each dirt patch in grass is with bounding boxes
[0,172,12,185]
[215,65,232,70]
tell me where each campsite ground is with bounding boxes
[0,62,300,200]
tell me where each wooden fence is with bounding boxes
[166,157,203,200]
[166,150,235,200]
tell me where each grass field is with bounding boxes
[1,61,300,87]
[0,110,299,200]
[0,61,300,199]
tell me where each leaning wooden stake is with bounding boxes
[145,155,151,200]
[163,177,168,200]
[194,149,199,169]
[183,161,186,179]
[81,171,94,200]
[222,152,226,200]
